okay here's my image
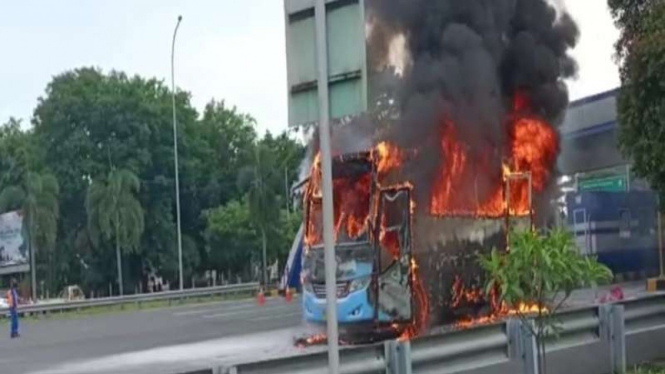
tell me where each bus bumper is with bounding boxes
[302,289,375,324]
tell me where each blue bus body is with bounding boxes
[566,191,659,277]
[302,260,395,323]
[280,225,303,293]
[282,210,384,325]
[299,152,414,328]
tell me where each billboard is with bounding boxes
[0,211,29,275]
[285,0,367,127]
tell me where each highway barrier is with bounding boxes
[217,293,665,374]
[1,282,260,317]
[226,344,386,374]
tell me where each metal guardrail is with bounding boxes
[219,292,665,374]
[0,282,260,316]
[623,293,665,334]
[411,323,508,374]
[544,307,600,351]
[225,343,386,374]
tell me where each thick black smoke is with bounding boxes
[366,0,579,214]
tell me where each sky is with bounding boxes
[0,0,620,135]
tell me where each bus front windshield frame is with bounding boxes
[305,174,373,246]
[302,243,374,283]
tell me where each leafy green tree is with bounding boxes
[0,119,41,190]
[20,67,305,293]
[203,195,299,284]
[238,138,288,286]
[177,100,258,276]
[86,169,145,296]
[608,1,665,203]
[203,197,260,281]
[479,229,612,374]
[33,68,197,291]
[236,131,305,285]
[0,171,59,300]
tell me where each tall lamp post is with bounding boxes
[171,15,184,291]
[314,0,340,372]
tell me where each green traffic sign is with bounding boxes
[578,175,627,192]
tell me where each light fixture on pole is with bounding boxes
[171,15,184,291]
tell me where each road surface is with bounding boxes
[0,297,306,374]
[0,281,651,374]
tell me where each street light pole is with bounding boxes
[314,0,340,372]
[171,15,184,291]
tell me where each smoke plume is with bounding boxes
[301,0,578,223]
[366,0,579,218]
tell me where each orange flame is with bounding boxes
[303,153,372,246]
[429,112,557,218]
[430,121,506,217]
[399,258,429,341]
[295,333,328,348]
[454,302,549,329]
[505,116,558,215]
[375,141,403,174]
[451,276,484,308]
[302,90,558,340]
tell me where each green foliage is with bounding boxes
[86,169,145,252]
[480,228,612,374]
[203,197,301,282]
[629,364,665,374]
[0,67,304,294]
[0,119,40,190]
[608,1,665,207]
[480,229,612,310]
[204,197,260,279]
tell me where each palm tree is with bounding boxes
[86,169,144,296]
[0,172,60,301]
[239,142,281,287]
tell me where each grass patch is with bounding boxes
[630,363,665,374]
[0,291,257,323]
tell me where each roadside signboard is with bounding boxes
[0,211,29,275]
[578,175,627,192]
[284,0,367,127]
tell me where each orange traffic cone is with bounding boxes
[257,288,266,306]
[285,288,293,303]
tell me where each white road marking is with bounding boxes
[172,297,300,317]
[173,302,258,317]
[202,304,297,319]
[249,311,301,322]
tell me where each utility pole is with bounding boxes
[658,200,664,278]
[171,15,184,291]
[315,0,340,372]
[255,146,269,289]
[285,166,291,220]
[29,213,36,301]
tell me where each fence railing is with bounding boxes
[0,282,260,316]
[226,343,385,374]
[217,293,665,374]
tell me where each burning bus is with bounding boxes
[300,111,557,337]
[289,0,578,340]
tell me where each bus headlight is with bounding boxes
[348,277,370,293]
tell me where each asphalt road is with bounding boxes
[0,281,652,374]
[0,297,306,374]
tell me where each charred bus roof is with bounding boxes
[332,151,373,179]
